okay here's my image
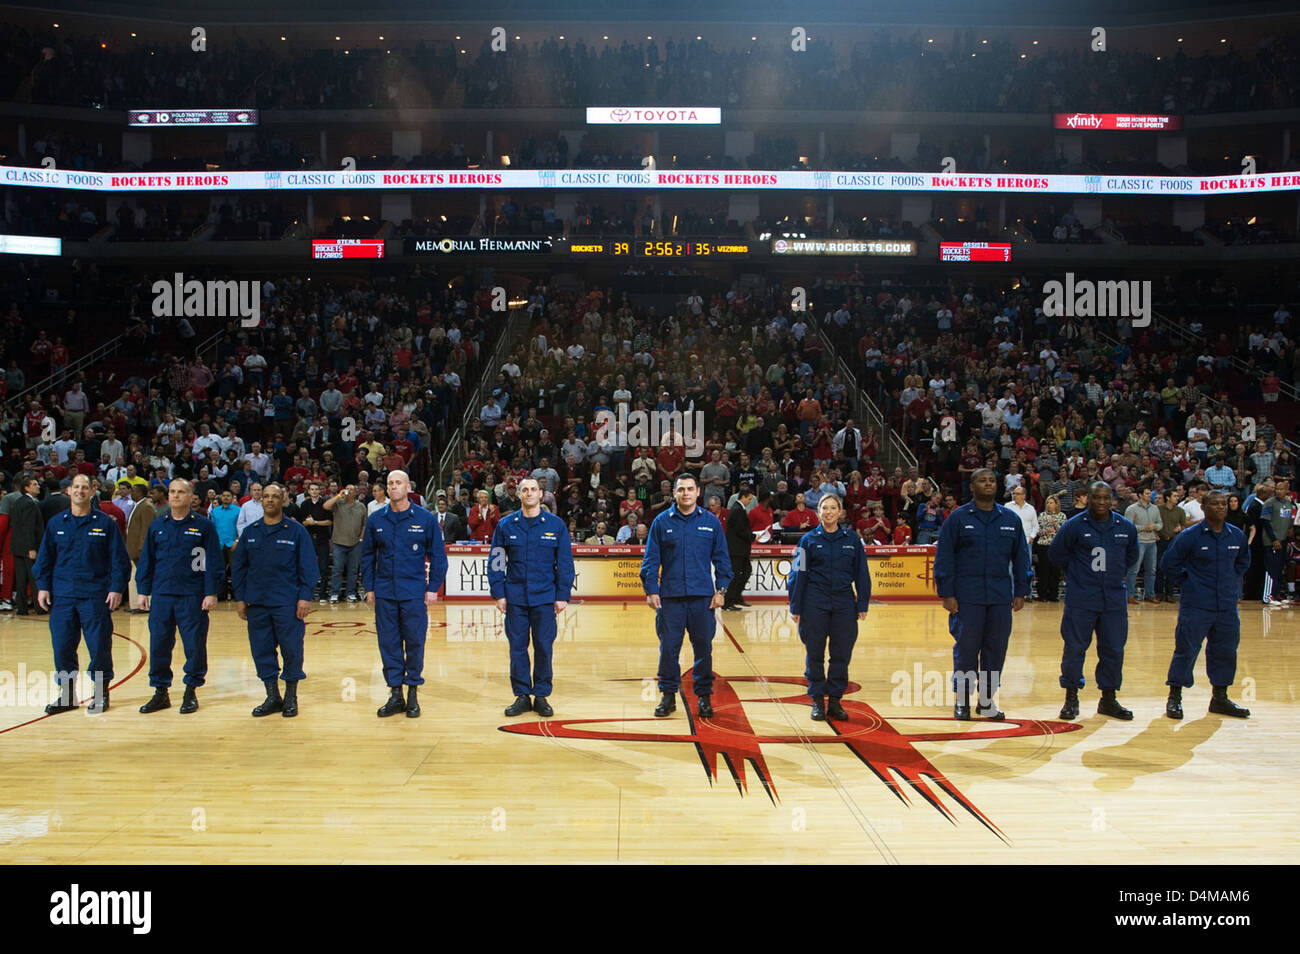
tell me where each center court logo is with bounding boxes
[151,272,260,327]
[50,884,151,934]
[502,671,1081,838]
[593,407,705,459]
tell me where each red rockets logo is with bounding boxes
[502,671,1080,840]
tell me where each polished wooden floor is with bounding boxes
[0,597,1296,864]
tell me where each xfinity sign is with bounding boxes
[1042,273,1151,327]
[586,107,721,125]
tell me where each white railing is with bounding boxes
[813,318,917,472]
[429,306,530,499]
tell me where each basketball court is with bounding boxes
[1,601,1293,864]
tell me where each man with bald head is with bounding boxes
[135,479,224,714]
[34,474,131,714]
[360,470,448,718]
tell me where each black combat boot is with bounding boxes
[1208,685,1250,718]
[1165,686,1183,720]
[1059,687,1080,720]
[1097,688,1133,720]
[251,678,282,717]
[139,688,171,714]
[377,686,406,717]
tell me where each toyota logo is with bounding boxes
[611,108,631,123]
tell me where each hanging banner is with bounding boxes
[4,167,1298,196]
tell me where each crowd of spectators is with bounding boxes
[0,271,520,601]
[3,23,1298,115]
[810,273,1300,596]
[1,256,1299,610]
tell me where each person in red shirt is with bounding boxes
[781,494,818,530]
[391,431,415,466]
[857,504,892,545]
[656,442,685,482]
[747,491,775,544]
[283,456,311,487]
[467,489,500,543]
[50,337,70,376]
[892,523,912,545]
[98,494,128,538]
[714,390,739,432]
[843,472,869,525]
[24,401,46,449]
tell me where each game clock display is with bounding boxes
[565,239,753,257]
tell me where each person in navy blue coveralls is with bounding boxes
[488,476,575,718]
[1048,481,1140,720]
[35,473,131,715]
[231,482,319,718]
[640,473,733,719]
[135,478,224,715]
[933,468,1031,720]
[787,494,871,723]
[361,470,448,719]
[1159,490,1252,720]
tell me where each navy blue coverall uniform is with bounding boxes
[1160,521,1252,688]
[360,502,448,688]
[34,508,131,694]
[487,509,576,699]
[231,516,319,681]
[135,510,224,689]
[933,501,1031,701]
[787,524,872,700]
[640,505,733,698]
[1048,510,1139,690]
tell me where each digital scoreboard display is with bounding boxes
[128,109,258,126]
[564,239,754,257]
[939,241,1012,262]
[312,239,385,259]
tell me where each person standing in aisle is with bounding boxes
[1034,494,1066,601]
[1124,491,1163,604]
[9,476,44,616]
[323,483,368,603]
[723,484,755,610]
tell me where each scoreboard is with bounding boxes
[561,239,756,258]
[312,239,386,259]
[939,241,1012,262]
